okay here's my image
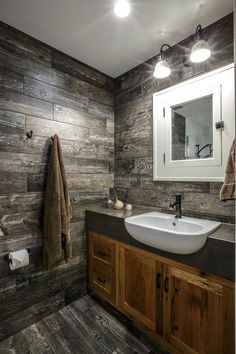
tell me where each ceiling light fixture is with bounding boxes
[114,0,131,18]
[153,44,171,79]
[190,24,211,63]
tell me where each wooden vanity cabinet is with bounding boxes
[87,231,234,354]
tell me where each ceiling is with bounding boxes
[0,0,233,78]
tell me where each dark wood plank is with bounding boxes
[24,76,89,112]
[0,293,65,341]
[64,74,114,107]
[0,192,43,217]
[0,21,52,66]
[54,104,107,132]
[0,151,47,173]
[0,47,64,87]
[0,109,25,134]
[0,332,31,354]
[26,115,89,142]
[0,172,27,194]
[0,66,23,93]
[52,49,114,91]
[0,88,53,119]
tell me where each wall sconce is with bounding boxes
[154,24,211,78]
[153,44,171,79]
[190,24,211,63]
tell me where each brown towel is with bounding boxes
[220,139,235,201]
[43,134,72,269]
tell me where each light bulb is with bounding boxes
[114,0,131,18]
[190,39,211,63]
[154,60,171,78]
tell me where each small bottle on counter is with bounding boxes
[114,198,124,210]
[103,195,114,208]
[125,202,132,211]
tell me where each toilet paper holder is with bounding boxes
[4,248,31,265]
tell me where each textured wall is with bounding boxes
[114,13,234,223]
[0,12,234,342]
[0,22,114,340]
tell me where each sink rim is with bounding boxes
[125,212,221,237]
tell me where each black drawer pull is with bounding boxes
[164,277,169,293]
[156,273,161,289]
[97,250,107,257]
[97,276,106,284]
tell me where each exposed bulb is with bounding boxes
[190,39,211,63]
[114,0,131,18]
[154,60,171,78]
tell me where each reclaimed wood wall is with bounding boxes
[114,13,235,223]
[0,12,234,342]
[0,22,114,340]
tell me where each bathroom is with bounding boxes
[0,0,234,353]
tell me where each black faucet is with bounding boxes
[169,194,182,218]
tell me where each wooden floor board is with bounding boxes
[0,295,170,354]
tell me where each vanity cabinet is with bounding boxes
[87,231,234,354]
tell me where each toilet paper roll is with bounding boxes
[9,249,29,270]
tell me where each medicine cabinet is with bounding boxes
[153,64,235,181]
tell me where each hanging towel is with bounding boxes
[220,139,235,201]
[43,134,72,269]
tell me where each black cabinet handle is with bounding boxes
[164,277,169,293]
[97,276,106,284]
[97,250,107,257]
[156,273,161,289]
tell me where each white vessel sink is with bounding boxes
[125,212,220,255]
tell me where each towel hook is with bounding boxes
[26,130,33,139]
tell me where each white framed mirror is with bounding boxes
[153,64,235,181]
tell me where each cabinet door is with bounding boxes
[164,266,227,354]
[119,247,156,330]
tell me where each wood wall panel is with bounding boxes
[0,13,233,343]
[114,13,235,223]
[0,21,114,341]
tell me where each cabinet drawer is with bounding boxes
[90,232,115,265]
[89,259,116,304]
[88,232,117,304]
[91,267,112,294]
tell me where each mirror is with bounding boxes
[153,64,234,182]
[171,95,213,161]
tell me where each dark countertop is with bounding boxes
[86,204,235,282]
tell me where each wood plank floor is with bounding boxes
[0,294,170,354]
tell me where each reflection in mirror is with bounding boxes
[171,95,213,160]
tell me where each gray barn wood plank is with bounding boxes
[24,76,89,112]
[0,110,25,134]
[0,22,52,66]
[0,89,53,119]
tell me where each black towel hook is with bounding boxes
[26,130,33,139]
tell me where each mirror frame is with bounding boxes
[153,64,235,182]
